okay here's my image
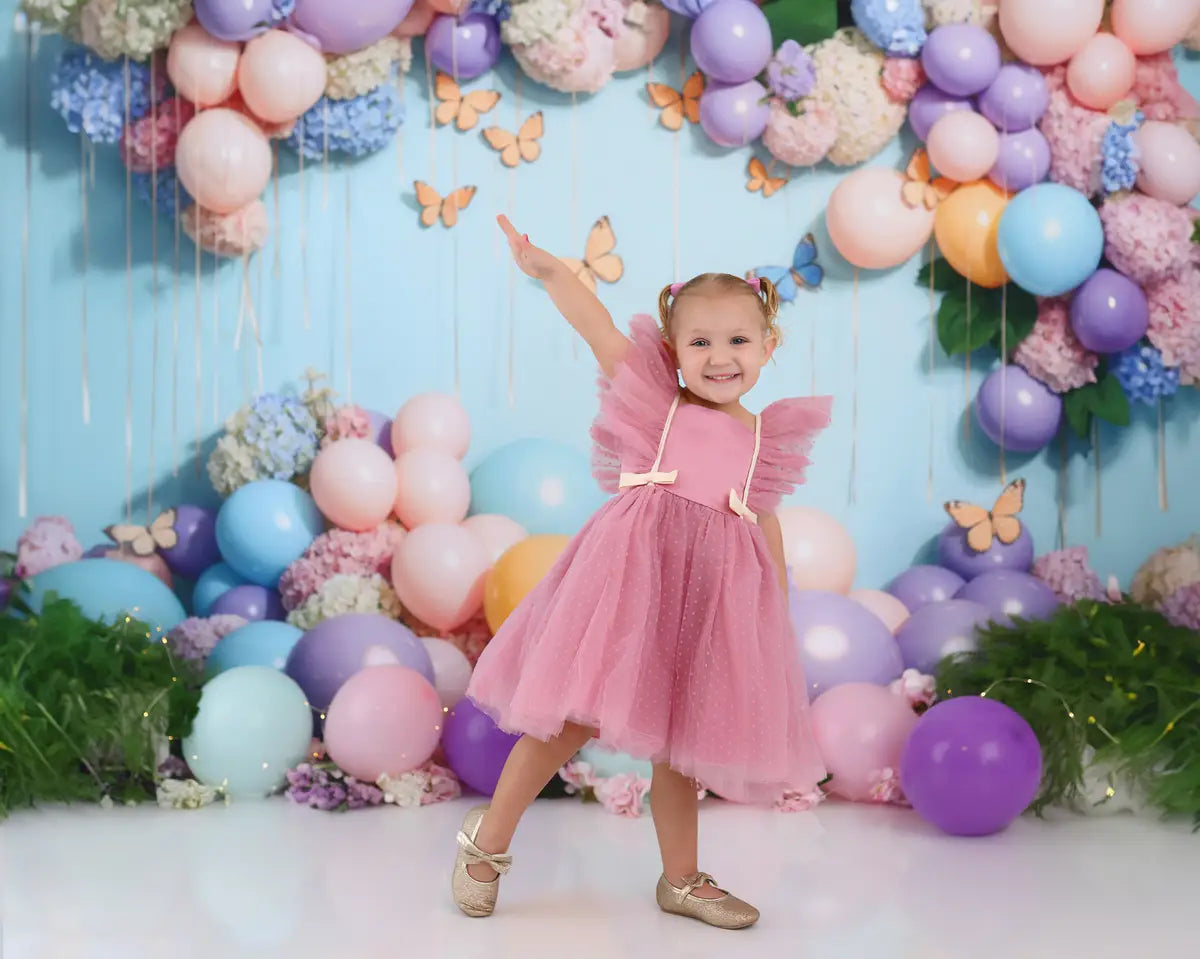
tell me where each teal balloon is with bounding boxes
[27,559,185,638]
[182,666,313,798]
[996,183,1103,297]
[206,620,303,677]
[193,561,250,616]
[215,480,325,587]
[469,438,605,535]
[578,743,653,779]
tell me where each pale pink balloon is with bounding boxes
[310,438,398,532]
[391,523,490,631]
[237,29,327,124]
[391,392,471,459]
[810,682,919,802]
[461,513,528,565]
[1112,0,1200,55]
[927,111,1000,183]
[167,23,240,108]
[104,548,174,590]
[1066,33,1136,110]
[323,665,444,780]
[1133,120,1200,206]
[849,589,910,634]
[393,448,471,527]
[420,637,473,708]
[175,109,272,214]
[825,167,935,270]
[425,0,469,12]
[393,0,436,38]
[777,506,857,594]
[613,4,671,72]
[998,0,1105,65]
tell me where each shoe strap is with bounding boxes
[676,872,724,900]
[457,831,513,875]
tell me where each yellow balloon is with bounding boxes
[484,534,570,634]
[933,180,1011,288]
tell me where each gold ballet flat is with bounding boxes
[656,872,760,930]
[452,805,513,918]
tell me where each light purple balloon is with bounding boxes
[955,570,1059,627]
[921,24,1001,97]
[194,0,275,42]
[894,598,992,674]
[426,12,501,80]
[789,587,904,698]
[365,410,395,457]
[690,0,773,84]
[978,64,1049,132]
[699,79,770,147]
[442,697,520,796]
[908,84,975,141]
[989,128,1051,192]
[886,565,966,613]
[83,543,110,559]
[159,504,221,580]
[209,583,286,622]
[975,366,1063,454]
[937,519,1034,580]
[292,0,415,55]
[1069,269,1149,354]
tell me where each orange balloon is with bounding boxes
[933,181,1011,288]
[483,534,569,633]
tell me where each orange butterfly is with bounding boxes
[560,217,623,294]
[414,181,477,228]
[646,70,704,131]
[104,508,178,556]
[482,112,544,167]
[746,157,787,198]
[944,479,1026,553]
[433,72,501,132]
[902,148,955,210]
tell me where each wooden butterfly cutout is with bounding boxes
[104,507,179,557]
[902,148,955,210]
[944,479,1026,553]
[746,157,787,198]
[646,70,704,131]
[414,181,477,228]
[482,112,544,167]
[433,72,501,132]
[560,217,623,294]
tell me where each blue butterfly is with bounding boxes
[747,234,823,303]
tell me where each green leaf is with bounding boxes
[917,257,964,294]
[937,287,998,355]
[1063,386,1095,439]
[1000,286,1038,353]
[1093,373,1131,428]
[1192,220,1200,244]
[761,0,838,46]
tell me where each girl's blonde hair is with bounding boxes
[656,273,783,344]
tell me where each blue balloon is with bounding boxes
[469,438,606,536]
[27,559,185,638]
[996,183,1104,297]
[215,480,325,587]
[193,561,250,616]
[206,620,304,677]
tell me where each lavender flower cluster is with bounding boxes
[286,762,383,811]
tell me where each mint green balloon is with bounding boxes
[578,743,653,779]
[182,666,313,798]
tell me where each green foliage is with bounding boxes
[761,0,838,47]
[917,258,1038,360]
[1062,372,1131,439]
[935,599,1200,825]
[0,596,202,817]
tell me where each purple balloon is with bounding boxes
[662,0,716,16]
[1069,269,1149,354]
[900,696,1042,836]
[159,504,221,580]
[426,13,501,80]
[975,366,1063,454]
[209,583,286,622]
[690,0,773,84]
[83,543,110,559]
[955,570,1059,627]
[978,64,1048,132]
[988,128,1051,192]
[886,565,966,614]
[292,0,415,55]
[894,599,991,674]
[194,0,275,42]
[789,587,904,698]
[921,24,1000,97]
[908,84,975,141]
[937,519,1034,580]
[0,579,10,609]
[442,697,520,796]
[365,410,395,457]
[699,79,770,147]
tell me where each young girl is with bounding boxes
[451,214,832,929]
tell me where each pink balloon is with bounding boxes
[810,683,919,802]
[613,4,671,72]
[393,0,437,37]
[237,29,327,124]
[167,24,240,108]
[927,111,1000,182]
[393,448,471,527]
[1066,33,1136,110]
[175,109,272,214]
[310,438,398,532]
[420,636,473,708]
[849,589,910,634]
[826,167,936,270]
[391,523,490,631]
[998,0,1104,65]
[778,506,857,594]
[323,665,444,780]
[392,392,471,459]
[1133,120,1200,206]
[1112,0,1200,55]
[461,513,527,565]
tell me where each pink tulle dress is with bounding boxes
[467,315,833,803]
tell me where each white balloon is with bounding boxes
[420,637,473,708]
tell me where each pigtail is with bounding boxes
[657,283,675,335]
[757,276,780,321]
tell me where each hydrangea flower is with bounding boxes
[166,615,247,665]
[868,767,908,805]
[1131,52,1200,123]
[775,788,825,812]
[1144,271,1200,371]
[1039,69,1110,196]
[1112,343,1179,406]
[659,0,713,16]
[50,46,164,144]
[503,0,579,45]
[507,0,621,95]
[889,668,936,708]
[1013,297,1098,394]
[131,168,191,219]
[851,0,927,57]
[286,86,405,159]
[766,40,816,101]
[881,57,925,104]
[1131,538,1200,606]
[322,404,373,445]
[206,392,320,496]
[324,37,409,101]
[120,96,194,173]
[378,762,462,806]
[1099,192,1196,286]
[922,0,990,27]
[285,573,403,630]
[1160,583,1200,632]
[593,772,651,817]
[78,0,193,62]
[470,0,512,20]
[1099,112,1142,195]
[286,762,384,810]
[15,515,83,577]
[278,524,404,610]
[21,0,87,32]
[762,98,839,168]
[1032,546,1106,604]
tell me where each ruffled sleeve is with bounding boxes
[747,396,833,515]
[589,314,680,493]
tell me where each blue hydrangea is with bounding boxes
[1113,343,1179,405]
[271,0,296,24]
[49,45,161,144]
[132,168,193,220]
[851,0,927,57]
[470,0,510,21]
[1101,111,1143,195]
[285,86,405,160]
[237,394,320,479]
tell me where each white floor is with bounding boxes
[1,796,1195,959]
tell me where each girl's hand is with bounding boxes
[497,214,561,281]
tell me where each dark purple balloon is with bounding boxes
[894,599,992,674]
[900,696,1042,836]
[426,12,501,80]
[366,410,395,457]
[988,128,1051,192]
[194,0,275,42]
[975,366,1063,454]
[442,697,520,796]
[921,24,1001,97]
[209,584,285,622]
[1069,269,1149,354]
[955,570,1059,626]
[978,64,1049,132]
[909,84,975,141]
[937,519,1034,580]
[886,565,966,613]
[789,587,904,698]
[159,504,221,580]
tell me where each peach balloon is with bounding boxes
[777,506,856,594]
[1066,34,1136,111]
[484,535,570,633]
[849,589,911,634]
[927,112,1000,183]
[1112,0,1200,55]
[462,514,528,565]
[394,0,436,38]
[391,524,490,632]
[614,4,670,72]
[167,24,240,107]
[393,448,471,527]
[425,0,469,11]
[175,109,272,214]
[104,548,174,590]
[391,392,471,459]
[810,683,919,802]
[998,0,1104,65]
[1133,120,1200,206]
[237,29,327,124]
[310,438,397,532]
[933,180,1010,288]
[826,167,935,270]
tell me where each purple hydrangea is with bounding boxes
[661,0,716,17]
[286,762,383,811]
[237,393,320,480]
[1113,343,1180,405]
[851,0,928,57]
[1101,112,1143,195]
[286,87,405,160]
[766,40,817,101]
[1160,583,1200,631]
[469,0,510,21]
[50,46,164,144]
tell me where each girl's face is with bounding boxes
[669,292,776,406]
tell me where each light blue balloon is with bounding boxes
[27,559,185,638]
[578,743,653,780]
[206,620,303,677]
[182,666,313,798]
[215,480,325,587]
[193,561,250,616]
[996,183,1104,297]
[469,438,606,536]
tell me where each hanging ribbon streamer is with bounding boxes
[212,252,221,428]
[396,59,406,180]
[18,27,33,518]
[79,133,91,425]
[1157,400,1168,511]
[672,40,684,282]
[569,90,579,363]
[172,98,182,477]
[450,32,462,395]
[344,176,353,402]
[194,200,203,476]
[322,99,330,210]
[146,63,161,519]
[233,253,264,394]
[123,57,134,523]
[1057,432,1068,548]
[850,269,859,505]
[298,115,310,328]
[927,242,936,501]
[272,142,281,278]
[998,282,1007,484]
[507,72,522,407]
[963,279,972,443]
[1092,419,1102,536]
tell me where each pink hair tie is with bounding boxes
[745,276,762,294]
[669,282,684,296]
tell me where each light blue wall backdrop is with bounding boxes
[1,10,1197,589]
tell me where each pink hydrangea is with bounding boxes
[762,98,839,168]
[119,96,195,172]
[322,404,372,446]
[1039,68,1110,196]
[1145,271,1200,369]
[558,759,596,794]
[279,524,405,611]
[889,668,936,709]
[1160,583,1200,632]
[775,788,825,813]
[509,1,622,95]
[15,516,83,578]
[1032,546,1106,604]
[593,772,651,817]
[1131,53,1200,123]
[182,200,269,259]
[403,609,492,665]
[881,57,925,104]
[868,767,908,805]
[1099,193,1196,286]
[167,614,247,664]
[1013,297,1098,393]
[421,762,463,805]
